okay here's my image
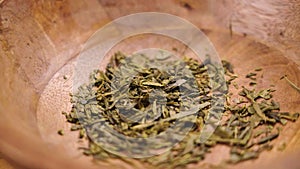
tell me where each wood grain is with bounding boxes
[0,0,299,169]
[0,159,13,169]
[211,0,300,68]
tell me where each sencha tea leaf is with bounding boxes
[60,52,299,168]
[281,75,300,92]
[57,129,64,136]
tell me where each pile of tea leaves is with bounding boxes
[60,52,299,168]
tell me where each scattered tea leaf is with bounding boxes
[58,129,64,136]
[281,75,300,92]
[59,51,299,168]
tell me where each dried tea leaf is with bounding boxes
[256,131,279,145]
[60,52,299,168]
[281,75,300,92]
[57,129,64,136]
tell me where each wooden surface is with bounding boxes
[0,159,13,169]
[211,0,300,68]
[0,0,299,169]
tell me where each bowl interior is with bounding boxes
[1,1,300,169]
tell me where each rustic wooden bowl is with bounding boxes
[0,1,299,169]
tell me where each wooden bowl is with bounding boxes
[0,1,299,169]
